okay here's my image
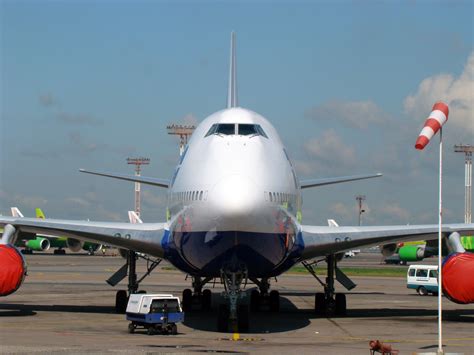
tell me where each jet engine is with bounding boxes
[0,245,27,296]
[25,237,50,252]
[381,243,397,257]
[66,238,84,252]
[398,245,437,262]
[442,252,474,304]
[82,242,102,254]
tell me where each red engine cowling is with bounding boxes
[0,245,27,296]
[442,252,474,304]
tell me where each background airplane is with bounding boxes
[11,207,102,255]
[1,33,473,332]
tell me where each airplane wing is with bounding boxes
[300,173,382,189]
[0,216,168,258]
[79,169,170,188]
[299,223,474,260]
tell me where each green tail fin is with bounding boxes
[35,208,46,219]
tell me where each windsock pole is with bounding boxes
[437,128,443,355]
[415,101,449,355]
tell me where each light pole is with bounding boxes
[356,195,366,226]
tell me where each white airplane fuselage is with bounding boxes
[164,107,304,277]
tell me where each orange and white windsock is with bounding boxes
[415,102,449,150]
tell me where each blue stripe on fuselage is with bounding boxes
[162,230,304,278]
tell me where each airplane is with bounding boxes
[1,32,473,332]
[11,207,102,255]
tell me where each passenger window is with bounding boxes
[408,269,415,277]
[416,269,428,277]
[199,191,203,200]
[429,270,438,278]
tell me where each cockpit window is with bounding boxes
[205,123,267,138]
[238,124,268,138]
[205,123,236,137]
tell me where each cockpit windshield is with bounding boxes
[205,123,268,138]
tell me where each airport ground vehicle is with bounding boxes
[126,294,184,335]
[407,265,438,296]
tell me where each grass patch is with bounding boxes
[289,266,407,277]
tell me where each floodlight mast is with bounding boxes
[126,157,150,217]
[166,124,196,156]
[454,144,473,223]
[356,195,366,226]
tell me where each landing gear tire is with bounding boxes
[315,292,326,315]
[115,290,128,314]
[182,288,192,311]
[250,290,260,312]
[202,289,212,311]
[335,293,346,316]
[54,249,66,255]
[237,304,249,332]
[217,304,229,332]
[147,327,155,336]
[269,290,280,312]
[170,323,178,335]
[418,286,428,296]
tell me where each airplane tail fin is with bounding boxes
[35,208,46,219]
[11,207,24,218]
[128,211,143,224]
[227,31,238,108]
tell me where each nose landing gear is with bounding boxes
[218,264,249,332]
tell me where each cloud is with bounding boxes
[69,131,106,153]
[182,113,199,126]
[304,129,356,168]
[142,190,166,208]
[39,93,56,107]
[404,51,474,136]
[377,203,410,223]
[305,100,389,129]
[58,112,103,125]
[0,189,48,211]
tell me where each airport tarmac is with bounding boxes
[0,252,473,354]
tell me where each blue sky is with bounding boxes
[1,0,473,225]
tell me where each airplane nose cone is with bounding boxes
[210,175,259,226]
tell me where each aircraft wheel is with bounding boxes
[115,290,128,314]
[202,289,212,311]
[182,289,192,311]
[217,304,229,332]
[237,304,249,332]
[269,290,280,312]
[315,293,326,315]
[335,293,346,316]
[147,327,155,335]
[250,289,260,312]
[417,286,428,296]
[170,323,178,335]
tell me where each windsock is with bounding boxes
[415,102,449,150]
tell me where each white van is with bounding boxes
[407,265,438,296]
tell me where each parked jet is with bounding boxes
[11,207,102,255]
[1,33,473,332]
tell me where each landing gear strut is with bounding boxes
[218,265,249,332]
[302,254,355,316]
[181,276,213,312]
[249,277,280,312]
[107,250,162,313]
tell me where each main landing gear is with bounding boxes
[302,254,356,316]
[106,250,162,313]
[217,264,249,333]
[248,277,280,312]
[181,276,214,312]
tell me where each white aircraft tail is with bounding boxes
[227,31,238,108]
[11,207,24,218]
[327,219,339,227]
[128,211,143,224]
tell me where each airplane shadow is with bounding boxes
[0,303,115,316]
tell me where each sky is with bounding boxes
[0,0,473,226]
